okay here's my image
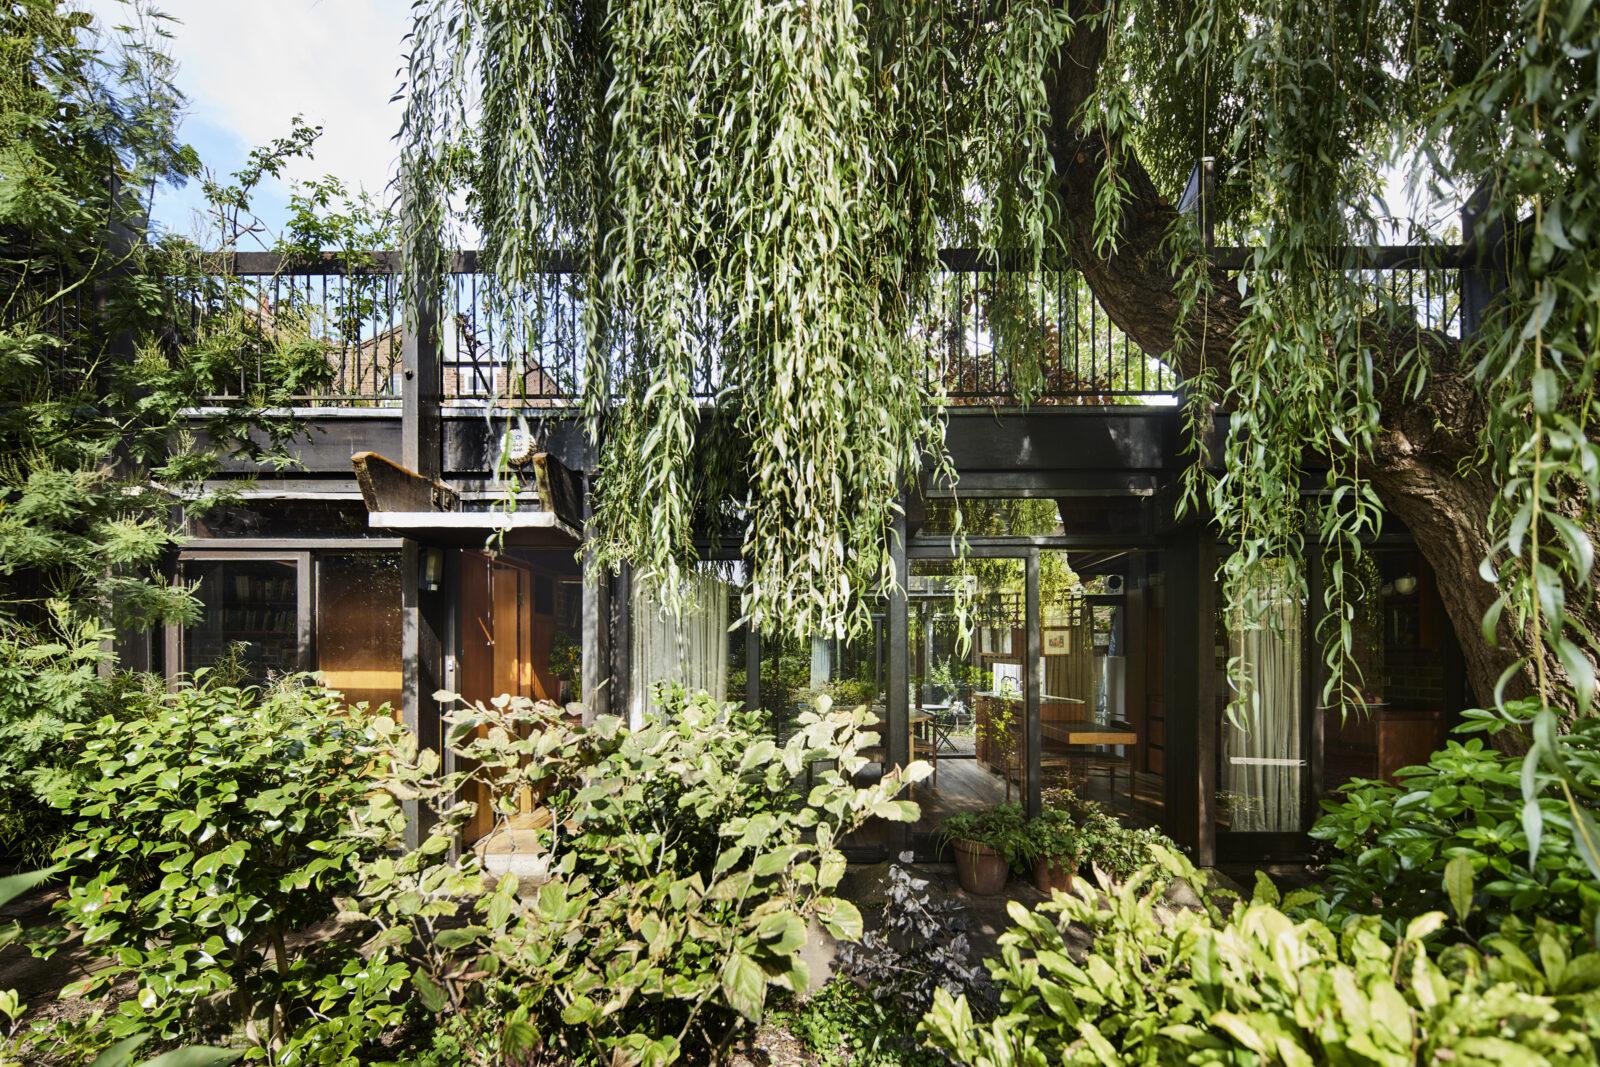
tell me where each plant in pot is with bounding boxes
[1020,808,1083,893]
[940,804,1026,895]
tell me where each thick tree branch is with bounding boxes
[1040,0,1566,722]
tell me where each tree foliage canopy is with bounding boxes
[400,0,1596,744]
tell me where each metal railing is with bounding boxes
[189,251,1461,408]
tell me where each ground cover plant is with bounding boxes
[923,847,1600,1066]
[769,978,943,1067]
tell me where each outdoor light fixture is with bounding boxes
[1393,574,1418,596]
[422,546,444,592]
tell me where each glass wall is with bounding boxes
[909,558,1029,838]
[1035,556,1145,820]
[1215,573,1307,834]
[316,553,403,710]
[178,550,402,710]
[1322,548,1454,790]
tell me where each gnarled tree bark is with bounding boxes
[1042,1,1591,735]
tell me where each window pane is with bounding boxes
[316,552,402,710]
[184,558,300,685]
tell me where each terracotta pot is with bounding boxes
[952,838,1010,895]
[1032,856,1077,894]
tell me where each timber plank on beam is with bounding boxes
[352,451,461,513]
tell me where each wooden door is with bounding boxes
[459,553,536,843]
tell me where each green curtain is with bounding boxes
[1223,594,1305,832]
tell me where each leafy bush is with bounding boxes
[1017,808,1081,867]
[922,849,1600,1066]
[1077,814,1172,883]
[44,678,394,1048]
[835,864,990,1017]
[1038,790,1176,882]
[0,619,122,863]
[1312,710,1600,937]
[340,688,928,1066]
[770,978,942,1067]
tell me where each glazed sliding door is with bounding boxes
[907,553,1036,847]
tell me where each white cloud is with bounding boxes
[85,0,410,201]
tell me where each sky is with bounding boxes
[81,0,411,246]
[77,1,1452,249]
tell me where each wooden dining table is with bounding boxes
[1041,719,1139,810]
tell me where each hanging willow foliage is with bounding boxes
[1141,0,1598,867]
[399,0,1072,638]
[400,0,1596,840]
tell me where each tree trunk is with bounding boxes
[1041,1,1586,736]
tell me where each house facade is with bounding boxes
[139,247,1474,863]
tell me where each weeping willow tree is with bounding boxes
[398,0,1597,767]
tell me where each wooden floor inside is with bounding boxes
[908,735,1169,834]
[841,737,1169,851]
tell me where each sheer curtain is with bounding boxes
[629,570,730,728]
[1223,593,1304,832]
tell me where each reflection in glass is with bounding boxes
[316,552,403,710]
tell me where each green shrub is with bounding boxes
[1077,814,1172,883]
[0,619,129,864]
[922,849,1600,1066]
[770,978,941,1067]
[1017,808,1081,867]
[1311,709,1600,937]
[341,688,929,1066]
[1036,790,1176,882]
[44,677,395,1048]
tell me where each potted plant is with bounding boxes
[940,803,1026,895]
[1021,808,1083,893]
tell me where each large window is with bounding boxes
[181,556,308,686]
[176,549,402,711]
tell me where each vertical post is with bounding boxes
[401,236,441,479]
[887,509,910,858]
[1162,532,1216,862]
[1024,551,1042,818]
[1193,534,1219,866]
[745,626,761,712]
[401,539,448,849]
[580,558,611,722]
[612,563,634,725]
[1460,179,1506,339]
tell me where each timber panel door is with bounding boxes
[459,552,535,843]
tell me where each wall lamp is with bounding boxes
[421,546,445,592]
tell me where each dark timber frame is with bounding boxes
[170,224,1485,868]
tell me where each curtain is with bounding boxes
[629,570,730,728]
[1223,594,1304,832]
[1044,606,1096,712]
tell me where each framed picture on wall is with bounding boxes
[1042,628,1070,654]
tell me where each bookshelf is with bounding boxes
[182,557,305,682]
